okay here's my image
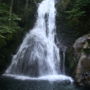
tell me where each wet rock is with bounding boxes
[73,34,90,58]
[73,34,90,86]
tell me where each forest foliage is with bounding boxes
[65,0,90,33]
[66,0,90,19]
[0,3,21,48]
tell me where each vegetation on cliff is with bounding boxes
[65,0,90,34]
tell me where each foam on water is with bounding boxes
[3,74,73,83]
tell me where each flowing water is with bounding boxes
[3,0,73,82]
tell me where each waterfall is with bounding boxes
[4,0,73,82]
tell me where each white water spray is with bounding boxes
[4,0,73,82]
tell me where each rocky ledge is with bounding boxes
[73,34,90,86]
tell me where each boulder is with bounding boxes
[73,34,90,86]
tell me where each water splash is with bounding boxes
[4,0,73,82]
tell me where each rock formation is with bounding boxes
[73,34,90,86]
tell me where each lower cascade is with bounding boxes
[4,0,73,82]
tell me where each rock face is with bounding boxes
[73,34,90,86]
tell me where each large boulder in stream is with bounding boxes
[73,34,90,86]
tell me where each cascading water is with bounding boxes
[4,0,73,82]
